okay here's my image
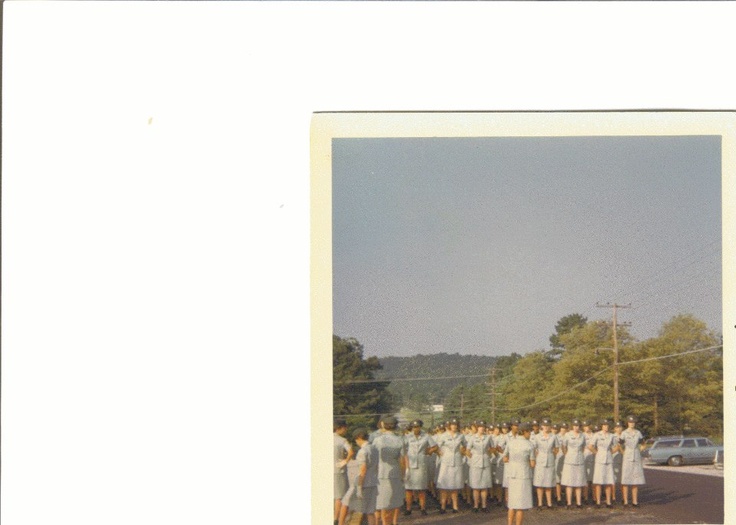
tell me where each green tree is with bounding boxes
[499,350,556,420]
[619,314,721,437]
[549,313,589,356]
[543,320,634,422]
[333,335,394,429]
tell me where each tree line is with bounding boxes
[333,313,722,438]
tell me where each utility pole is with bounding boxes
[596,302,632,422]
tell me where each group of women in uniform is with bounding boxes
[335,414,646,525]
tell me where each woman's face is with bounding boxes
[601,424,610,433]
[572,425,580,432]
[628,421,636,429]
[450,423,459,432]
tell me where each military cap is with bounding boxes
[352,427,369,440]
[560,422,569,429]
[519,422,532,432]
[476,420,487,427]
[410,419,423,428]
[626,415,638,423]
[541,417,552,426]
[581,420,591,427]
[531,419,540,426]
[510,417,521,425]
[614,421,624,428]
[448,417,460,425]
[501,422,509,429]
[593,424,600,432]
[600,418,611,426]
[571,418,581,426]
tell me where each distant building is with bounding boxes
[432,404,444,413]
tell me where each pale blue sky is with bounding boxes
[332,136,722,358]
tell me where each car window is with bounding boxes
[696,439,709,447]
[681,439,696,448]
[654,440,681,448]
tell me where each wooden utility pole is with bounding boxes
[596,302,632,422]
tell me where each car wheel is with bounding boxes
[667,455,683,466]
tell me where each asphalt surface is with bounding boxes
[344,464,724,525]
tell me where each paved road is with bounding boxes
[344,464,724,524]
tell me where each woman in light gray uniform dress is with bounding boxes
[620,415,646,507]
[403,420,437,516]
[373,416,407,525]
[533,418,559,509]
[436,418,467,514]
[467,421,494,512]
[590,419,618,508]
[561,419,586,509]
[504,422,536,525]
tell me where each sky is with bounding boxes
[332,135,722,358]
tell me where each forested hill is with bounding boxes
[375,353,499,408]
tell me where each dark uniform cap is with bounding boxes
[593,425,600,432]
[511,417,521,425]
[352,427,369,440]
[581,420,591,427]
[531,419,540,426]
[541,417,552,425]
[449,418,460,425]
[614,421,624,428]
[551,423,559,430]
[519,422,532,432]
[560,422,569,429]
[411,420,423,428]
[571,418,581,426]
[501,422,509,429]
[600,418,611,426]
[476,420,487,427]
[627,415,638,423]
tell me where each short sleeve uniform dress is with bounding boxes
[560,432,587,488]
[373,432,407,510]
[404,431,436,490]
[533,432,559,488]
[620,429,646,485]
[467,433,493,489]
[504,437,534,510]
[334,433,352,499]
[341,442,379,515]
[436,431,467,490]
[591,431,616,485]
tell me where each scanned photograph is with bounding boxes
[311,112,734,525]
